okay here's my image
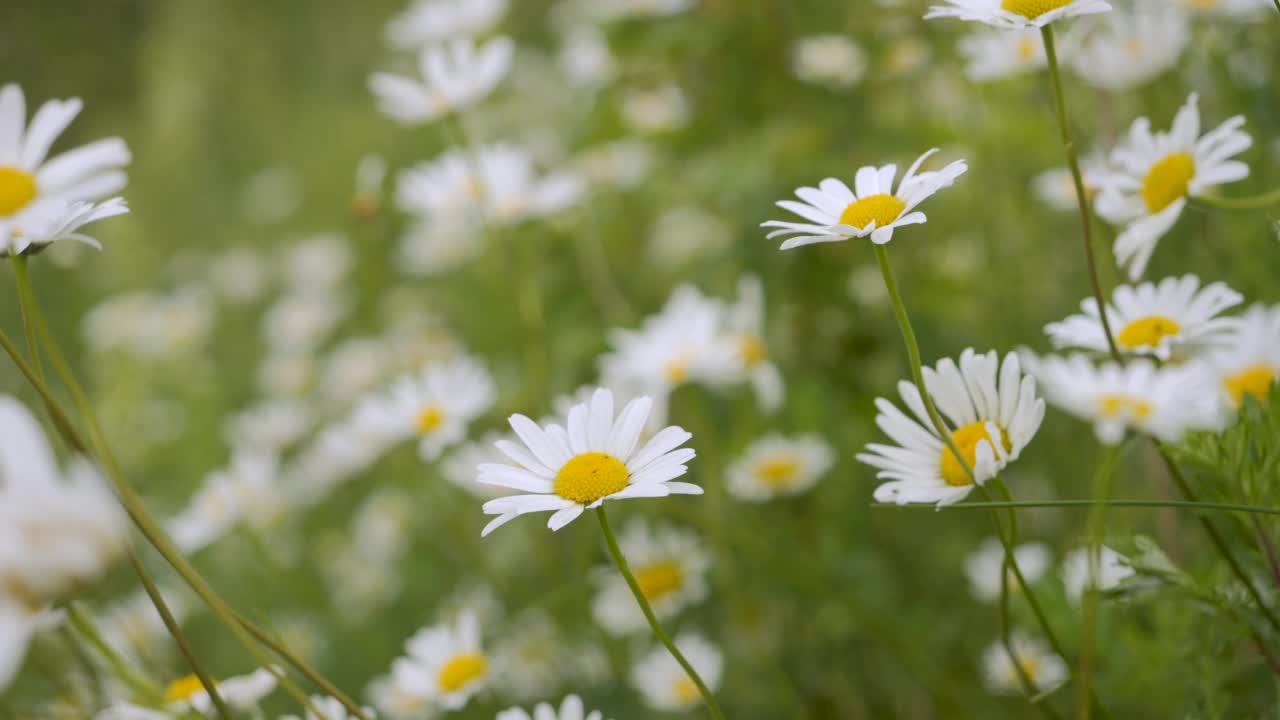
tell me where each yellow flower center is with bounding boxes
[1000,0,1074,19]
[666,358,690,383]
[1016,37,1038,62]
[1141,152,1195,213]
[673,677,701,706]
[756,456,802,489]
[940,421,1009,487]
[738,335,767,368]
[1116,315,1181,350]
[1005,654,1042,685]
[553,452,630,504]
[437,653,488,693]
[417,404,445,434]
[635,561,684,601]
[838,193,905,231]
[0,166,38,216]
[1224,364,1275,408]
[1098,394,1152,419]
[165,675,210,704]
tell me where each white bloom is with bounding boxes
[98,588,188,663]
[1061,545,1135,604]
[1032,151,1107,212]
[630,633,723,712]
[353,356,495,461]
[385,0,508,51]
[791,35,867,89]
[168,448,282,553]
[371,36,514,125]
[958,28,1046,81]
[726,433,835,502]
[367,675,434,720]
[1068,0,1189,91]
[591,520,710,636]
[982,633,1068,695]
[353,489,416,563]
[723,274,785,411]
[1024,354,1223,444]
[647,205,731,269]
[0,84,131,254]
[282,695,378,720]
[209,247,269,304]
[497,695,607,720]
[1182,0,1271,18]
[925,0,1113,29]
[594,0,697,21]
[1205,304,1280,410]
[283,233,353,291]
[389,611,489,711]
[964,537,1052,602]
[1093,93,1252,279]
[573,140,654,190]
[397,216,484,276]
[478,388,702,536]
[763,148,968,249]
[621,84,690,134]
[1045,275,1242,360]
[320,338,394,409]
[559,26,617,89]
[489,610,570,701]
[262,291,347,354]
[860,350,1045,507]
[162,668,279,715]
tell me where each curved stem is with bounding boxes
[873,499,1280,516]
[1040,26,1119,361]
[596,506,725,720]
[1192,188,1280,211]
[233,611,368,718]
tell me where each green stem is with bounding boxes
[1040,26,1119,361]
[1077,445,1121,720]
[10,257,44,381]
[873,499,1280,516]
[1192,188,1280,211]
[233,611,369,718]
[66,604,164,705]
[596,506,725,720]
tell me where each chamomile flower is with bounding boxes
[763,148,968,249]
[1061,545,1135,605]
[594,0,697,21]
[497,695,607,720]
[353,355,496,461]
[1032,151,1107,212]
[390,611,489,711]
[791,34,868,90]
[1205,304,1280,410]
[370,36,515,125]
[1182,0,1271,18]
[161,668,279,716]
[477,388,701,536]
[924,0,1113,29]
[726,433,835,502]
[722,275,785,411]
[981,633,1068,695]
[0,84,131,255]
[631,633,723,712]
[1045,275,1243,360]
[385,0,508,51]
[1093,93,1252,279]
[1024,354,1222,444]
[964,537,1052,602]
[1068,0,1189,91]
[168,448,282,554]
[621,84,691,134]
[591,520,710,636]
[98,587,188,663]
[859,350,1045,507]
[957,28,1047,81]
[281,695,378,720]
[489,610,571,701]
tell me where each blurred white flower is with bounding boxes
[1205,304,1279,411]
[283,234,353,291]
[281,694,377,720]
[592,520,710,635]
[647,205,730,269]
[497,695,606,720]
[239,166,302,225]
[964,537,1051,602]
[371,36,515,125]
[0,604,37,692]
[82,287,216,360]
[574,140,654,190]
[1061,545,1135,604]
[723,274,785,411]
[397,217,484,276]
[385,0,508,51]
[489,610,571,701]
[1032,151,1106,212]
[925,0,1113,29]
[1069,1,1189,91]
[631,632,723,712]
[263,290,347,353]
[621,84,690,134]
[320,338,394,409]
[957,28,1046,80]
[726,433,835,502]
[97,587,188,663]
[559,26,617,89]
[162,668,279,716]
[981,633,1068,695]
[1181,0,1271,18]
[168,448,282,553]
[388,611,489,711]
[209,247,270,304]
[594,0,696,20]
[353,488,416,563]
[791,34,867,89]
[258,351,319,398]
[225,399,312,453]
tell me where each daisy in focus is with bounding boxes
[726,433,835,502]
[477,388,701,536]
[859,349,1045,507]
[957,28,1047,81]
[1205,304,1279,410]
[964,537,1051,602]
[0,84,131,255]
[1061,545,1135,605]
[591,520,710,636]
[763,148,968,249]
[384,0,508,51]
[1024,354,1222,444]
[631,633,723,713]
[497,695,608,720]
[387,611,489,711]
[370,35,515,125]
[353,355,496,461]
[1068,0,1189,92]
[924,0,1113,29]
[1044,274,1242,360]
[982,633,1068,695]
[1093,93,1252,279]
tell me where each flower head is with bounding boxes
[370,36,514,125]
[163,668,278,715]
[389,611,489,711]
[1068,0,1189,91]
[763,148,967,249]
[726,433,835,502]
[925,0,1112,29]
[385,0,508,51]
[965,537,1051,602]
[591,520,710,635]
[1061,545,1135,605]
[1205,304,1280,410]
[958,28,1047,81]
[723,274,785,411]
[982,633,1068,695]
[631,633,723,712]
[791,34,867,90]
[497,694,608,720]
[478,388,701,536]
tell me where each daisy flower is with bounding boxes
[790,34,868,90]
[161,668,279,716]
[1024,354,1222,444]
[168,448,282,554]
[1093,93,1252,280]
[497,695,608,720]
[981,633,1068,695]
[1044,274,1243,360]
[594,0,697,21]
[1182,0,1271,19]
[1032,151,1107,212]
[859,349,1045,507]
[924,0,1113,29]
[0,604,36,691]
[477,388,702,536]
[489,610,571,702]
[1205,304,1280,410]
[1068,0,1189,92]
[389,611,489,711]
[1061,545,1135,605]
[385,0,508,51]
[370,36,514,125]
[591,520,710,636]
[957,28,1047,81]
[621,84,691,134]
[352,355,496,461]
[631,633,723,713]
[281,694,377,720]
[723,274,785,411]
[726,433,835,502]
[964,537,1051,602]
[762,148,968,249]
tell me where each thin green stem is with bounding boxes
[1040,26,1119,361]
[233,611,368,718]
[66,604,164,705]
[596,506,725,720]
[873,499,1280,516]
[10,257,44,381]
[1192,188,1280,211]
[1077,445,1121,720]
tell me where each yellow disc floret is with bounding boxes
[1116,315,1181,350]
[1098,394,1153,420]
[417,404,445,434]
[673,677,701,707]
[0,167,38,216]
[1000,0,1074,20]
[1224,364,1275,408]
[838,193,906,231]
[940,421,1009,487]
[437,653,488,693]
[1141,152,1195,213]
[756,456,802,489]
[165,674,211,704]
[635,560,684,602]
[554,452,630,504]
[738,335,767,368]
